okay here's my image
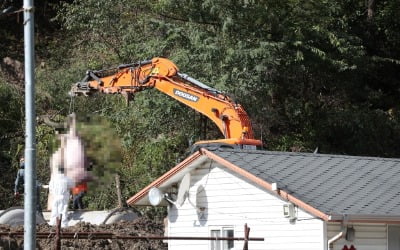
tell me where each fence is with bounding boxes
[0,217,264,250]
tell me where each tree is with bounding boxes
[0,81,24,209]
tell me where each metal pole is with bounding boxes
[23,0,36,249]
[0,231,266,241]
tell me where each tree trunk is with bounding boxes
[367,0,377,20]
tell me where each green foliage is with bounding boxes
[0,82,24,209]
[56,0,163,63]
[312,107,400,156]
[0,83,23,145]
[1,0,400,210]
[75,115,124,209]
[121,133,187,196]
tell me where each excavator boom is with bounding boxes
[71,57,262,148]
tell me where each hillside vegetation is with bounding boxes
[0,0,399,210]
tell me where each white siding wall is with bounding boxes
[168,162,325,250]
[327,223,387,250]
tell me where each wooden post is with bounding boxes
[55,215,61,250]
[243,223,250,250]
[115,174,123,208]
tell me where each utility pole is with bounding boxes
[23,0,37,249]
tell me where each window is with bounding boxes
[210,230,221,250]
[210,227,234,250]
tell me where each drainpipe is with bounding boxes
[327,215,348,250]
[328,231,345,250]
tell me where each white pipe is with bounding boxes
[327,230,345,250]
[328,214,349,250]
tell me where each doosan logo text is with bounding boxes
[173,89,199,102]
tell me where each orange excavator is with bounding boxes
[70,57,262,149]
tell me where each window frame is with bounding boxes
[209,226,235,250]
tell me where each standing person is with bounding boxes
[13,157,25,198]
[72,182,87,210]
[14,157,43,213]
[48,169,74,227]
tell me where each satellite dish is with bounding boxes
[176,173,191,207]
[148,187,164,206]
[195,185,208,225]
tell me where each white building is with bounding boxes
[127,147,400,250]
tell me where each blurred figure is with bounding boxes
[49,168,74,227]
[14,157,43,213]
[47,113,92,210]
[72,182,87,209]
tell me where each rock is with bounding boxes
[0,57,24,85]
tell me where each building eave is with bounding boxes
[126,151,206,206]
[328,214,400,224]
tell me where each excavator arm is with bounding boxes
[70,57,262,148]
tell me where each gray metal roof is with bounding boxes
[207,147,400,217]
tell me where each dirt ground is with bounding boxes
[0,217,167,250]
